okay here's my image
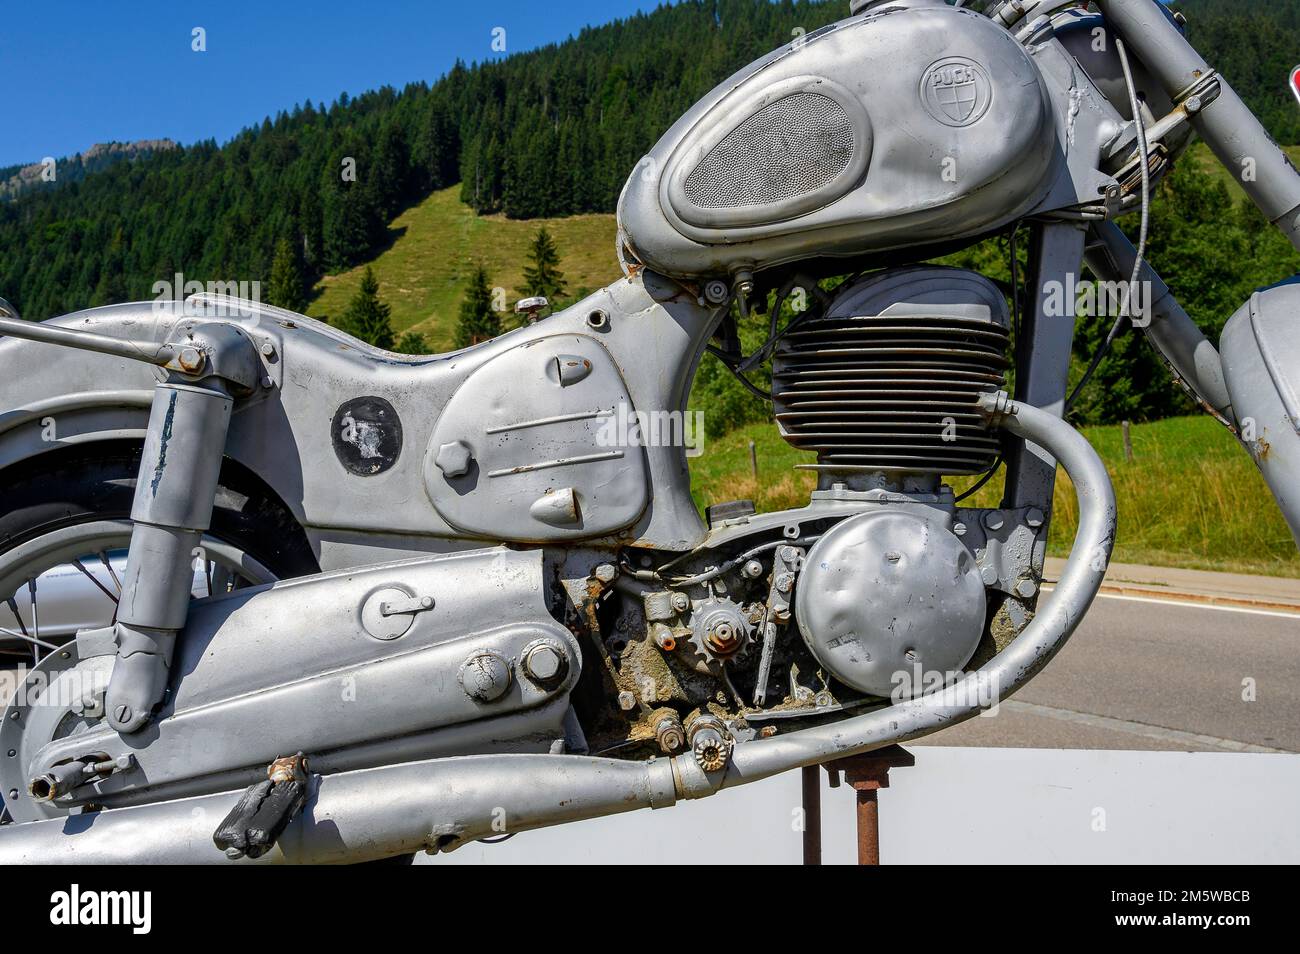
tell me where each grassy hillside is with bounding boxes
[690,415,1300,578]
[306,185,618,350]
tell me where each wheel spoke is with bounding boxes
[98,550,122,595]
[5,598,28,638]
[27,579,40,662]
[72,558,119,604]
[0,625,59,652]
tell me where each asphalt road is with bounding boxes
[916,593,1300,753]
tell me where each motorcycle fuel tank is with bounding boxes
[617,0,1057,279]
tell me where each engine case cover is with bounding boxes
[795,508,985,697]
[617,4,1056,278]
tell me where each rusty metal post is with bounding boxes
[801,765,821,865]
[825,745,915,865]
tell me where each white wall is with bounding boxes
[423,747,1300,864]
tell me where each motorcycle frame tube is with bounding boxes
[0,393,1115,863]
[1001,222,1085,570]
[1084,221,1233,420]
[1094,0,1300,251]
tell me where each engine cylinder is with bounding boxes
[772,268,1009,477]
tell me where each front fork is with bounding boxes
[105,379,234,732]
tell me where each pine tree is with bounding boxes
[266,237,306,312]
[455,265,501,349]
[518,227,567,304]
[396,330,432,354]
[337,266,394,350]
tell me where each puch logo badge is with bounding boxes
[921,57,993,127]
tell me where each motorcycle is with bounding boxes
[0,0,1297,863]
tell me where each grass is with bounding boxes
[690,414,1300,578]
[307,185,619,350]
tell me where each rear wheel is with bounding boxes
[0,444,318,658]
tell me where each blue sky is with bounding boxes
[0,0,665,167]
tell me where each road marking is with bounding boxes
[1043,586,1300,620]
[1002,700,1292,753]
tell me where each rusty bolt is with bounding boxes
[654,713,686,754]
[775,572,794,594]
[758,725,778,738]
[688,718,732,772]
[670,592,689,612]
[594,563,618,584]
[178,347,204,372]
[617,690,636,711]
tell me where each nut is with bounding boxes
[654,713,686,754]
[522,641,566,684]
[617,690,637,711]
[670,592,690,612]
[178,346,204,372]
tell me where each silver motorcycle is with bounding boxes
[0,0,1297,863]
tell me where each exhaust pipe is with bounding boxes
[0,393,1114,863]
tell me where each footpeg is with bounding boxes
[213,753,310,860]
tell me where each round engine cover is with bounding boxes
[795,509,985,698]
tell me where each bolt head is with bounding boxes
[523,642,565,683]
[742,559,764,579]
[434,441,473,478]
[670,592,690,611]
[617,690,636,711]
[260,341,275,357]
[1015,578,1038,599]
[983,511,1005,531]
[178,347,204,372]
[1026,507,1045,529]
[703,280,729,304]
[458,652,511,703]
[593,563,618,583]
